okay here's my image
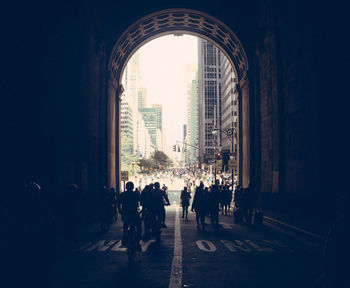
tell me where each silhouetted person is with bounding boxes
[147,182,167,236]
[162,183,168,194]
[191,182,207,230]
[180,186,191,219]
[227,184,233,213]
[156,181,170,228]
[219,184,225,215]
[234,185,241,207]
[221,185,231,216]
[109,187,118,222]
[209,181,220,228]
[241,185,254,224]
[119,181,141,250]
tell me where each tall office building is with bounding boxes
[151,104,162,131]
[121,52,139,152]
[220,53,239,172]
[138,86,147,109]
[198,38,222,165]
[121,51,152,156]
[139,107,158,150]
[135,111,153,159]
[120,102,133,140]
[152,104,163,151]
[186,75,199,164]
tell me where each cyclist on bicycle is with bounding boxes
[146,182,168,232]
[118,181,141,250]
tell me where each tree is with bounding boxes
[137,151,173,172]
[151,150,173,169]
[121,136,138,175]
[138,158,153,172]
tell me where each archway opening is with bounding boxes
[119,34,239,199]
[107,9,250,195]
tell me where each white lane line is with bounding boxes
[169,207,182,288]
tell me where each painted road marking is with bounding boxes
[196,240,289,253]
[72,241,92,252]
[141,239,155,252]
[110,240,127,252]
[196,240,217,252]
[221,240,238,252]
[220,223,233,229]
[85,240,118,251]
[169,207,182,288]
[245,240,274,252]
[72,239,157,252]
[263,239,295,252]
[230,240,251,252]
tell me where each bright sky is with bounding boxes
[137,34,198,146]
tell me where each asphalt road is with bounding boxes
[52,188,323,288]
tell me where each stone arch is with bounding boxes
[107,9,251,191]
[108,9,248,84]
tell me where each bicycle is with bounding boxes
[149,212,162,243]
[127,210,142,262]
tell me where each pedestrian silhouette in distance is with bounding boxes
[191,182,207,231]
[180,186,191,220]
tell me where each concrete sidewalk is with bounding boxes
[258,207,331,251]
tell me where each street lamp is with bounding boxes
[212,127,236,191]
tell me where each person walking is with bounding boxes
[241,185,254,224]
[222,185,231,216]
[227,184,233,213]
[209,180,220,228]
[191,182,207,231]
[180,186,191,220]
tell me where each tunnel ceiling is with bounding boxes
[108,9,249,84]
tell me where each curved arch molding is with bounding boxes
[108,9,249,83]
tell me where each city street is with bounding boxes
[52,186,323,288]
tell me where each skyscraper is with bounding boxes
[138,86,147,109]
[139,107,158,150]
[186,75,199,164]
[198,38,222,165]
[120,102,133,140]
[121,51,152,156]
[220,53,238,173]
[151,104,162,131]
[121,52,140,152]
[135,111,152,159]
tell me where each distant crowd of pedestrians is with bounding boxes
[188,180,254,231]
